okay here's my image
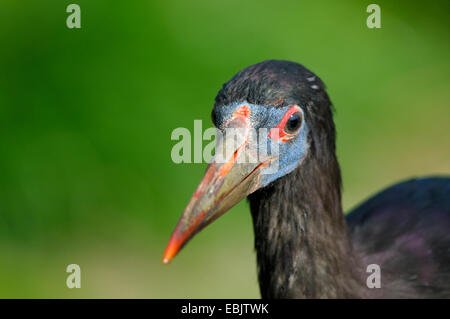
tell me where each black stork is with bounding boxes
[163,60,450,298]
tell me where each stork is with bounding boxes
[163,60,450,298]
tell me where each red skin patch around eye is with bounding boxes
[268,105,301,142]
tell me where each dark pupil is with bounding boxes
[286,112,301,133]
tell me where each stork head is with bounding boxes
[163,60,334,263]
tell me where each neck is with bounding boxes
[248,152,362,298]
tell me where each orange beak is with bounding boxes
[162,108,268,264]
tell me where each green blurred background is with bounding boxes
[0,1,449,298]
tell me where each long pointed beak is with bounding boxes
[163,114,268,264]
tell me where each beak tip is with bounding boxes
[162,239,178,264]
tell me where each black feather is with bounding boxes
[216,60,450,298]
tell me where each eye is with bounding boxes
[285,112,302,134]
[268,105,303,142]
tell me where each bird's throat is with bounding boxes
[248,153,362,298]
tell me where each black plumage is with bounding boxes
[164,60,450,299]
[218,60,450,298]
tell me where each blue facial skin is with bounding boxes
[214,102,310,187]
